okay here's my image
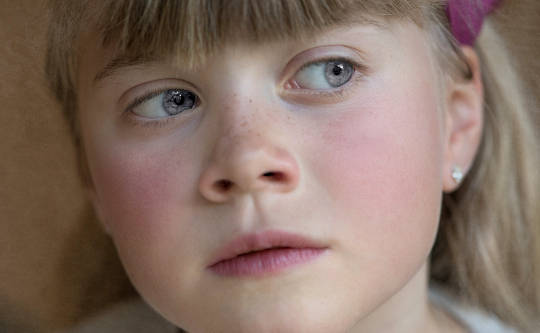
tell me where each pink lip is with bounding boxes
[207,230,328,277]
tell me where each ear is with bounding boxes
[86,187,112,235]
[442,46,484,193]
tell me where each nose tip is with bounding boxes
[198,148,300,203]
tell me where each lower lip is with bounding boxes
[208,247,327,277]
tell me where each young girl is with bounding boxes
[46,0,540,332]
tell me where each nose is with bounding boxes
[198,125,300,203]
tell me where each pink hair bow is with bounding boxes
[447,0,502,45]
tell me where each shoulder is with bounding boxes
[429,285,519,333]
[60,298,178,333]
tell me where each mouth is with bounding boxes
[207,230,328,277]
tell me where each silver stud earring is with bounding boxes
[451,166,464,184]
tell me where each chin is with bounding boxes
[179,314,346,333]
[167,294,361,333]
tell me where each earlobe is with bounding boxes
[442,46,484,193]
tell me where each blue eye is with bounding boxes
[130,89,198,119]
[163,89,197,115]
[292,59,355,90]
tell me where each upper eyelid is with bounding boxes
[278,45,368,85]
[296,57,363,75]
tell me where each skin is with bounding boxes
[77,19,483,333]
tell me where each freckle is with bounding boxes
[249,99,252,103]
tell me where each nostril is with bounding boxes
[215,179,233,192]
[262,171,286,182]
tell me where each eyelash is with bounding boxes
[122,56,366,128]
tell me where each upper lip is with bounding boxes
[207,230,328,266]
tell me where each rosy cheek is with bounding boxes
[89,142,196,239]
[311,83,444,252]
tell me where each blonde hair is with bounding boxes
[433,18,540,331]
[46,0,540,331]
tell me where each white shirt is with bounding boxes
[429,286,518,333]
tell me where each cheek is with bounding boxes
[86,138,197,246]
[310,81,444,267]
[83,127,214,308]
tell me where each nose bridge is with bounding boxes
[210,75,285,162]
[198,93,300,203]
[217,98,276,159]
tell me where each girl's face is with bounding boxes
[78,20,449,332]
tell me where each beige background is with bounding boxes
[0,2,134,332]
[0,1,538,332]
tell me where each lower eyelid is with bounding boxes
[280,74,365,107]
[122,112,178,129]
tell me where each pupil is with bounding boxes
[163,89,196,115]
[332,64,344,76]
[173,94,184,105]
[325,61,353,88]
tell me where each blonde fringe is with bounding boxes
[96,0,423,69]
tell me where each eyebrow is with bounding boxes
[93,56,159,85]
